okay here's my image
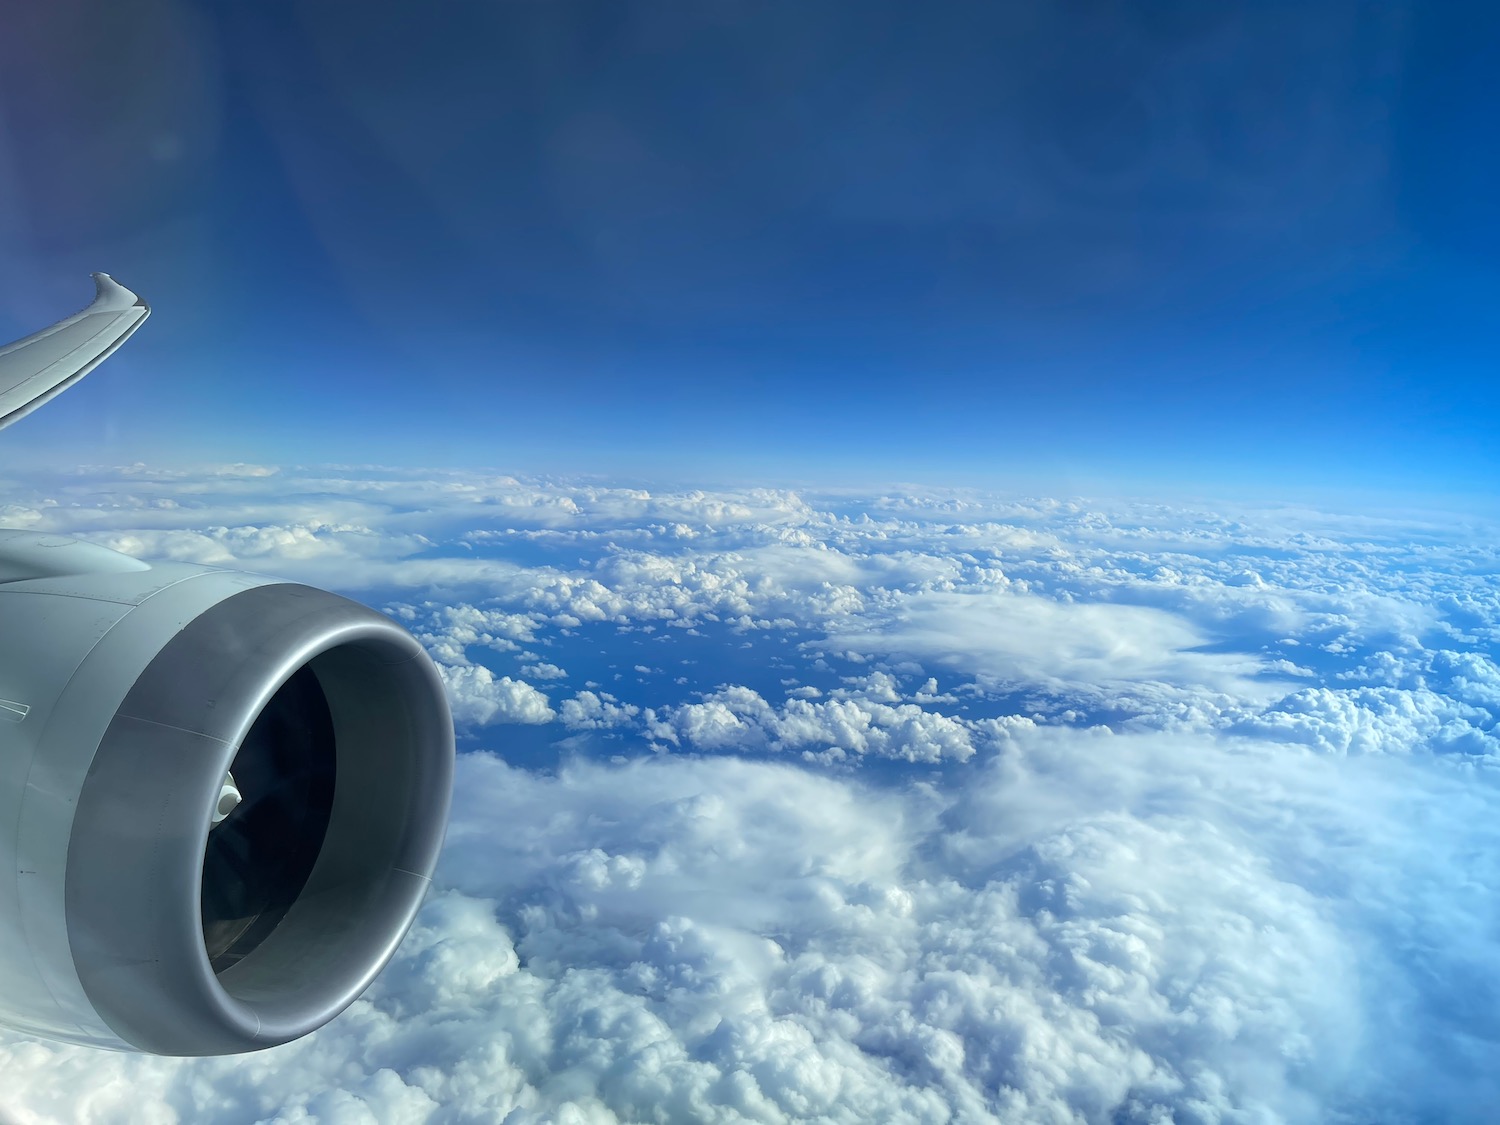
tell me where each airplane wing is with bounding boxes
[0,273,149,432]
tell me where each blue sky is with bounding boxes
[0,1,1495,495]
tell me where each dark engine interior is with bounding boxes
[201,665,338,973]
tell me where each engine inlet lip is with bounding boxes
[64,583,454,1056]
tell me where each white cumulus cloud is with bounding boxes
[0,465,1497,1123]
[437,664,556,726]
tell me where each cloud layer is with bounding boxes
[0,465,1496,1123]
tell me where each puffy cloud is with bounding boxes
[6,742,1499,1122]
[561,691,642,731]
[1,465,1498,1122]
[1232,684,1500,757]
[98,521,434,569]
[438,664,556,726]
[656,680,981,763]
[0,503,43,527]
[409,604,545,665]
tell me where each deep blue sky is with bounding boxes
[0,1,1494,495]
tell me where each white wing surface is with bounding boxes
[0,273,149,432]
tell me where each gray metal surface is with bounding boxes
[0,536,248,1046]
[0,532,150,584]
[67,583,454,1055]
[0,274,149,431]
[0,533,455,1053]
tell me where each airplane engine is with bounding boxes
[0,530,454,1055]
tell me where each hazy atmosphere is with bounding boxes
[0,3,1497,1123]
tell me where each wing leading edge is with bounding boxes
[0,273,149,433]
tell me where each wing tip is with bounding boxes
[90,271,150,314]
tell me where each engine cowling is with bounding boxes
[0,530,453,1055]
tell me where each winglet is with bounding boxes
[0,273,150,433]
[89,272,150,314]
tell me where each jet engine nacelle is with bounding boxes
[0,530,453,1055]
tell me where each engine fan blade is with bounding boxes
[201,664,337,973]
